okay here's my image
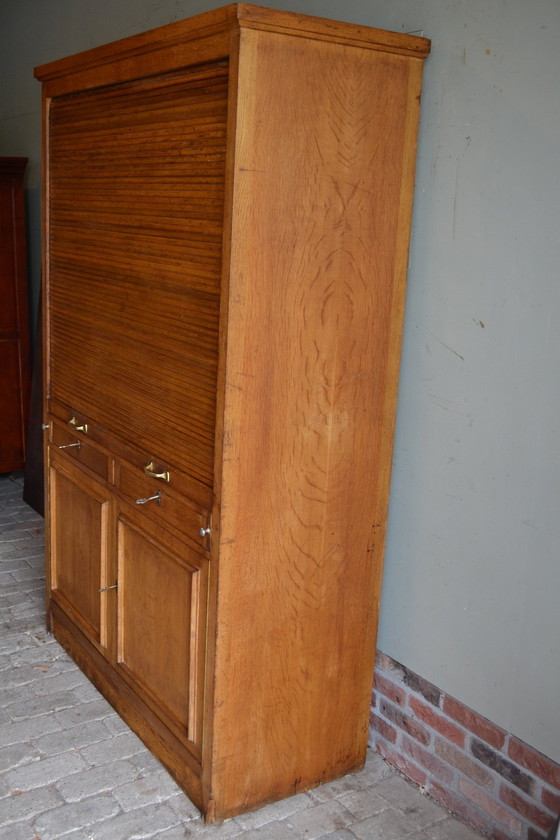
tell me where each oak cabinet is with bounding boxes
[0,158,31,473]
[35,4,429,821]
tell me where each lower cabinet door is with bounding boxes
[116,506,208,758]
[48,454,115,655]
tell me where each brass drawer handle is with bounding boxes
[135,492,162,506]
[58,441,81,451]
[143,462,170,483]
[68,416,88,434]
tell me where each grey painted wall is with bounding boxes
[1,0,559,763]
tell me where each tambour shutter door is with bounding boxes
[47,62,228,488]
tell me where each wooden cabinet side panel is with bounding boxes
[210,30,425,816]
[0,161,31,472]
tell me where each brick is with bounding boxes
[435,738,494,789]
[402,736,454,784]
[508,739,560,790]
[373,672,406,706]
[443,696,506,750]
[402,668,442,707]
[471,739,534,794]
[379,699,430,745]
[428,781,489,834]
[370,711,397,744]
[527,830,548,840]
[375,650,400,674]
[500,784,555,833]
[459,779,522,834]
[409,696,465,747]
[542,787,560,814]
[376,740,428,788]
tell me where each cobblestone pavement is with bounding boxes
[0,472,483,840]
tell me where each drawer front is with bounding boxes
[50,420,110,482]
[117,461,210,551]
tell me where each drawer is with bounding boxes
[117,461,210,550]
[50,421,110,482]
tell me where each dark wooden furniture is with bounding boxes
[35,4,429,821]
[0,157,31,474]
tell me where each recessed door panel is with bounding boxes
[49,457,113,651]
[117,512,207,752]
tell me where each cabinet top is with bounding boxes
[35,3,430,91]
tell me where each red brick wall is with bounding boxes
[371,651,560,840]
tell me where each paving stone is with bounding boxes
[0,712,61,748]
[33,792,121,839]
[0,741,40,773]
[103,711,134,736]
[4,750,86,792]
[72,678,106,704]
[33,719,110,757]
[352,807,430,839]
[112,771,186,811]
[79,730,146,766]
[373,776,448,830]
[230,820,300,840]
[129,746,167,775]
[165,791,202,822]
[425,818,483,840]
[289,799,355,839]
[57,758,140,803]
[53,697,114,728]
[5,688,82,722]
[234,792,314,830]
[0,820,39,840]
[80,801,180,839]
[336,788,388,821]
[0,786,63,827]
[153,820,243,839]
[31,668,87,697]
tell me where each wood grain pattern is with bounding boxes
[36,4,429,823]
[48,65,228,488]
[49,455,114,652]
[117,512,207,752]
[210,28,425,815]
